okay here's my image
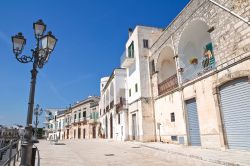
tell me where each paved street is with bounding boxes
[36,139,220,166]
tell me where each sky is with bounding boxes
[0,0,189,126]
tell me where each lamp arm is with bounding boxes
[15,54,33,64]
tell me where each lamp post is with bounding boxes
[11,19,57,166]
[33,104,43,143]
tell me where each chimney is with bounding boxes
[128,28,133,37]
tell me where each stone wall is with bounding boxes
[150,0,250,149]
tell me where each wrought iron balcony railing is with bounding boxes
[158,74,178,95]
[110,101,114,109]
[116,97,128,112]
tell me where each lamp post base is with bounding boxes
[20,126,33,166]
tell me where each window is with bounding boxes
[135,83,138,93]
[83,111,86,118]
[118,113,120,124]
[129,89,131,97]
[171,112,175,122]
[128,41,134,58]
[100,109,102,116]
[79,112,81,119]
[171,136,177,141]
[143,39,149,48]
[74,114,76,119]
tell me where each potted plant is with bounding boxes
[189,57,198,65]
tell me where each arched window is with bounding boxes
[178,20,215,82]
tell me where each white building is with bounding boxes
[45,109,66,141]
[99,68,128,141]
[121,27,163,141]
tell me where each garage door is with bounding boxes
[186,98,201,146]
[219,77,250,151]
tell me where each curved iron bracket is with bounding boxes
[15,54,33,64]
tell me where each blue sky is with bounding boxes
[0,0,189,126]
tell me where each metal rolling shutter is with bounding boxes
[219,77,250,151]
[186,99,201,146]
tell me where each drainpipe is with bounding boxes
[208,0,250,26]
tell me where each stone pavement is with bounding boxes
[132,142,250,166]
[33,139,250,166]
[36,139,223,166]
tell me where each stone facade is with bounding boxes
[100,0,250,151]
[99,68,128,141]
[149,0,250,150]
[46,96,100,141]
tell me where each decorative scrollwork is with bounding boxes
[15,54,33,64]
[37,49,49,69]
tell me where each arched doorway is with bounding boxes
[83,128,86,139]
[156,46,178,95]
[105,116,108,138]
[110,113,113,139]
[178,20,215,83]
[92,126,96,138]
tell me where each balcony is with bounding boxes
[88,119,97,124]
[116,97,128,113]
[110,101,114,109]
[106,105,109,112]
[120,51,135,68]
[73,118,87,125]
[158,74,178,95]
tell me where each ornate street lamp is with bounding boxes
[11,19,57,166]
[33,104,43,143]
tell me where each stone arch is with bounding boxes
[212,70,250,93]
[156,46,177,83]
[176,17,211,52]
[212,70,250,148]
[178,19,214,82]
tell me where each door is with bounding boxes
[110,114,113,139]
[219,77,250,151]
[67,129,69,139]
[105,116,108,138]
[132,114,137,140]
[92,126,96,138]
[83,129,86,139]
[78,128,81,139]
[186,98,201,146]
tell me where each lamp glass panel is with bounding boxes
[41,36,48,50]
[34,24,45,37]
[48,36,56,51]
[13,38,24,52]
